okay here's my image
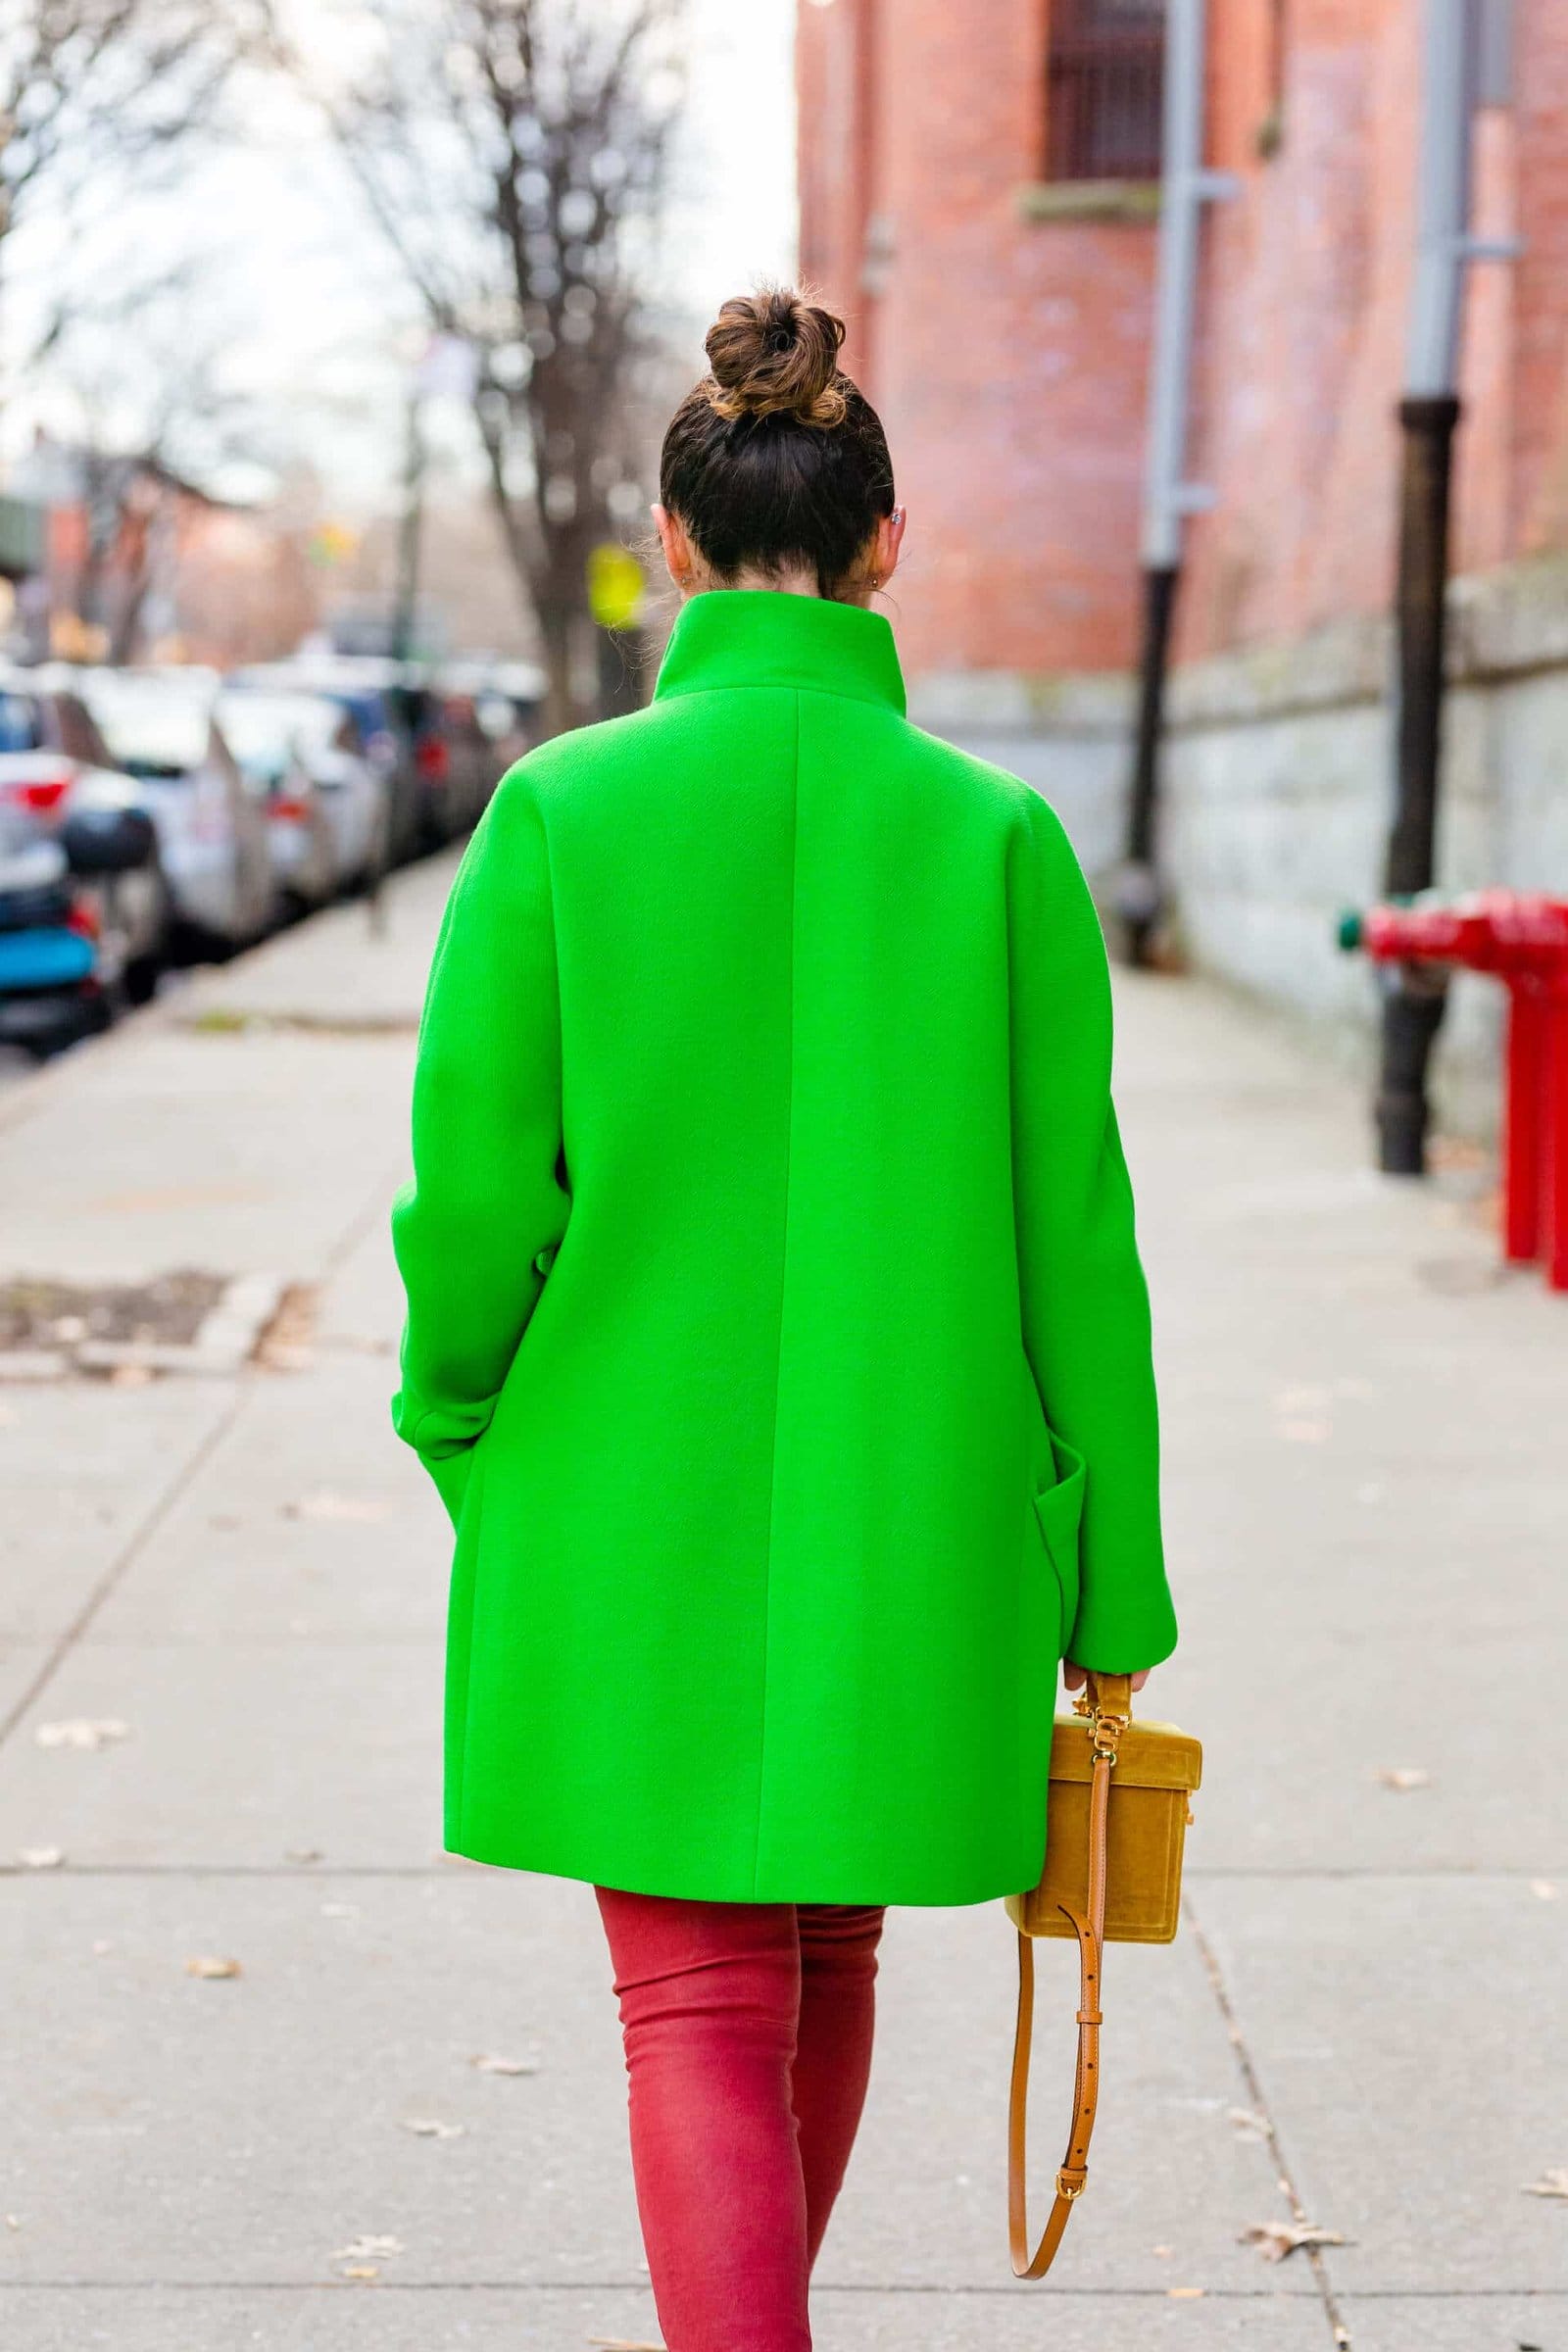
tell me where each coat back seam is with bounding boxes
[750,690,801,1896]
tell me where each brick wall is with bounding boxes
[798,0,1568,672]
[796,0,1157,678]
[1178,0,1568,660]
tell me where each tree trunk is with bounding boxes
[537,598,578,740]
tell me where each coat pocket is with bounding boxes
[1032,1429,1086,1656]
[427,1439,482,1534]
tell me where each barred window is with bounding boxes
[1046,0,1166,182]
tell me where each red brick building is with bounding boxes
[797,0,1568,1122]
[797,0,1568,677]
[798,0,1163,679]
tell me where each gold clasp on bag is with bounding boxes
[1091,1709,1127,1765]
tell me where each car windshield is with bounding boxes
[0,692,44,755]
[215,690,339,779]
[80,679,210,778]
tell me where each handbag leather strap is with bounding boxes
[1006,1672,1131,2279]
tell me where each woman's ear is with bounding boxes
[652,504,696,593]
[871,504,906,590]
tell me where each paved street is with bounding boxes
[0,848,1563,2352]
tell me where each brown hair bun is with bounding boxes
[704,286,848,429]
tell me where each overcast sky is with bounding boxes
[0,0,798,516]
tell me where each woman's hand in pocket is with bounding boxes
[1063,1660,1153,1694]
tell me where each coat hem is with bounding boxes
[440,1828,1045,1910]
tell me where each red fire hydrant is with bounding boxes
[1339,891,1568,1293]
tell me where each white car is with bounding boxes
[216,686,389,902]
[75,669,276,952]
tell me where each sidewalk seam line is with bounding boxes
[0,1384,249,1753]
[1184,1888,1355,2352]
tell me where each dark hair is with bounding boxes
[659,286,896,599]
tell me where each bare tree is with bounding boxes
[307,0,684,734]
[0,1,274,279]
[44,291,279,662]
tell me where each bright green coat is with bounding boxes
[391,590,1176,1905]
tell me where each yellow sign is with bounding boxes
[309,520,359,569]
[587,542,646,631]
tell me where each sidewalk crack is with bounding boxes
[1186,1892,1354,2352]
[0,1385,249,1754]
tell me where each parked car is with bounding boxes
[0,800,160,1055]
[214,686,386,905]
[433,690,511,828]
[0,668,172,1002]
[74,669,276,955]
[0,809,106,1054]
[229,660,422,865]
[437,658,541,790]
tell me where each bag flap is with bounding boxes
[1049,1712,1203,1790]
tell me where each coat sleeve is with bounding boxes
[1006,787,1177,1672]
[390,767,568,1525]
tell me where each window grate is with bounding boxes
[1047,0,1166,183]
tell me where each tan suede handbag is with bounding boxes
[1004,1671,1203,2278]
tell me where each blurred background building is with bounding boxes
[6,434,318,669]
[798,0,1567,1112]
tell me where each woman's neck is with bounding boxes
[687,566,872,610]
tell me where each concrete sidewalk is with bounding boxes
[0,852,1563,2352]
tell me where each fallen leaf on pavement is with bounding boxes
[1151,2242,1174,2258]
[1522,2171,1568,2200]
[108,1363,155,1389]
[17,1846,64,1869]
[333,2233,404,2262]
[255,1282,318,1373]
[1375,1767,1431,1791]
[402,2118,465,2139]
[285,1846,323,1865]
[185,1955,242,1980]
[1241,2221,1350,2261]
[35,1718,129,1750]
[285,1492,391,1524]
[340,2264,379,2280]
[472,2051,540,2076]
[1167,2285,1205,2298]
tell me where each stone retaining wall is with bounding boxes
[910,555,1568,1137]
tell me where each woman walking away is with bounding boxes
[391,286,1178,2352]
